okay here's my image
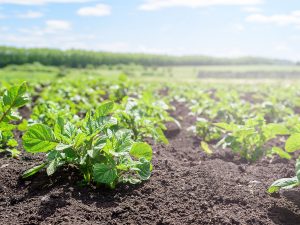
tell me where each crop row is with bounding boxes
[1,77,300,192]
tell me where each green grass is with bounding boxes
[1,64,300,83]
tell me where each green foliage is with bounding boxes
[200,141,213,155]
[23,124,58,153]
[216,117,290,161]
[285,133,300,152]
[271,147,291,160]
[22,101,153,188]
[115,92,177,144]
[109,75,129,102]
[268,158,300,193]
[0,82,29,157]
[0,46,293,68]
[190,118,221,142]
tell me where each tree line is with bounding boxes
[0,46,295,68]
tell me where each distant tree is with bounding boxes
[0,46,295,68]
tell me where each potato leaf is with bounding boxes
[130,142,152,161]
[214,122,237,131]
[285,133,300,152]
[271,147,291,160]
[23,124,58,153]
[296,158,300,181]
[3,82,29,108]
[22,163,47,179]
[46,159,60,176]
[268,177,299,193]
[96,101,114,117]
[93,163,118,184]
[136,158,152,180]
[200,141,213,155]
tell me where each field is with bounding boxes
[1,63,300,225]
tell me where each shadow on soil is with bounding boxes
[268,190,300,225]
[16,166,142,220]
[282,190,300,208]
[268,206,300,225]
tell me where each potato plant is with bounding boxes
[268,132,300,193]
[0,82,29,158]
[268,158,300,193]
[115,91,179,144]
[22,101,153,188]
[188,117,221,143]
[216,116,290,161]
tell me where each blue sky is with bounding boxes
[0,0,300,60]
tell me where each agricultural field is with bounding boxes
[1,63,300,225]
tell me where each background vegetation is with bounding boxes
[0,46,296,68]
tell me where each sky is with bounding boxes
[0,0,300,60]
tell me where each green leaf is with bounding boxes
[7,148,20,158]
[155,127,169,144]
[64,122,77,139]
[266,124,289,135]
[136,158,152,180]
[130,142,152,161]
[47,150,59,161]
[22,163,47,179]
[85,115,117,135]
[96,101,114,117]
[116,164,128,171]
[214,122,237,131]
[54,117,64,137]
[115,129,133,152]
[264,124,290,140]
[55,143,72,151]
[271,147,291,160]
[200,141,213,155]
[18,119,28,131]
[87,148,99,158]
[0,123,15,132]
[74,132,87,148]
[285,133,300,152]
[7,139,18,147]
[3,82,29,108]
[268,177,299,193]
[63,148,77,160]
[47,160,59,176]
[120,176,141,184]
[296,158,300,181]
[23,124,58,153]
[93,163,117,184]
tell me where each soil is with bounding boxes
[1,102,300,225]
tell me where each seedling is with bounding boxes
[22,101,153,188]
[216,116,290,161]
[115,91,179,144]
[0,83,29,158]
[268,157,300,193]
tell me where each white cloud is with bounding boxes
[77,4,111,16]
[0,0,93,5]
[17,11,43,19]
[242,6,262,13]
[45,20,71,32]
[246,11,300,27]
[139,0,263,11]
[14,20,71,37]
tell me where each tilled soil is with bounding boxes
[1,102,300,225]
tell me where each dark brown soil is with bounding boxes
[1,102,300,225]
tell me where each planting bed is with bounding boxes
[1,102,300,225]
